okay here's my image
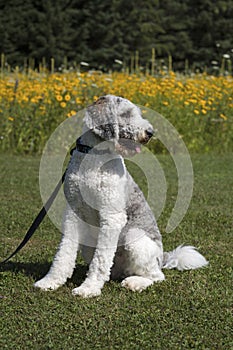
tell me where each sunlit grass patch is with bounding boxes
[0,153,232,349]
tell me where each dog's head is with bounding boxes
[84,95,154,155]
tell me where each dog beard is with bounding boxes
[115,139,142,157]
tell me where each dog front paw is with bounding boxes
[34,277,61,291]
[72,283,101,298]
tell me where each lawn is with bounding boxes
[0,153,232,349]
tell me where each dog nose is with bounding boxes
[146,128,154,138]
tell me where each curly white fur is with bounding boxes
[34,95,208,298]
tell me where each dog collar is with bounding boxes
[72,137,113,155]
[75,138,93,154]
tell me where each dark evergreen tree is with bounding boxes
[188,0,233,69]
[0,0,232,71]
[156,0,193,69]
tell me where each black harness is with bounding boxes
[1,139,91,264]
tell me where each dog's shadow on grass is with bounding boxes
[0,261,88,286]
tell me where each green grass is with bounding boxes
[0,153,232,350]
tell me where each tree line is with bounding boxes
[0,0,232,72]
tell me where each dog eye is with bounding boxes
[120,111,131,119]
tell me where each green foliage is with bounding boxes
[0,72,232,154]
[0,154,232,349]
[0,0,233,70]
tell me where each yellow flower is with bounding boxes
[201,109,207,114]
[176,81,183,88]
[75,97,82,104]
[220,113,227,121]
[67,110,77,117]
[188,98,197,104]
[8,116,14,121]
[60,102,66,108]
[194,109,199,115]
[56,95,63,102]
[64,94,71,101]
[162,101,169,106]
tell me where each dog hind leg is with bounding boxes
[121,229,165,292]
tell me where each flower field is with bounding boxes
[0,70,232,153]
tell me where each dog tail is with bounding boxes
[162,245,208,271]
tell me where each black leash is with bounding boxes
[1,139,96,264]
[1,170,67,264]
[1,140,94,264]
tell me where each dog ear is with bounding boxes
[84,96,119,141]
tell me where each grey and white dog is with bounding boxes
[34,95,208,298]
